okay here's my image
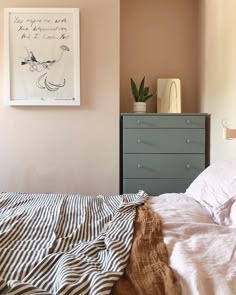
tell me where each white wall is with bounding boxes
[199,0,236,162]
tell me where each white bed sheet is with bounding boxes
[148,193,236,295]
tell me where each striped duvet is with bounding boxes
[0,190,147,295]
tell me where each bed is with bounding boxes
[148,194,236,295]
[0,190,179,295]
[0,159,236,294]
[148,159,236,295]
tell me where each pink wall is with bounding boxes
[120,0,199,113]
[0,0,120,194]
[0,0,201,194]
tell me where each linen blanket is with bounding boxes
[0,191,147,295]
[112,204,180,295]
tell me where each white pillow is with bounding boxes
[185,159,236,212]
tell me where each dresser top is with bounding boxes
[121,113,209,116]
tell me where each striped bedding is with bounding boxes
[0,190,147,295]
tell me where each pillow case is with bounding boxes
[185,159,236,225]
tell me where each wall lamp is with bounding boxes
[222,119,236,140]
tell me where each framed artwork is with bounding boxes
[157,78,181,113]
[4,8,80,106]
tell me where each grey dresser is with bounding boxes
[120,113,209,196]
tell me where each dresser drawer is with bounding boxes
[123,129,205,154]
[123,154,205,179]
[123,115,205,129]
[123,179,194,195]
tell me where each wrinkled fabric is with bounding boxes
[148,193,236,295]
[212,195,236,226]
[112,204,180,295]
[0,191,147,295]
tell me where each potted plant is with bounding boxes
[131,76,153,113]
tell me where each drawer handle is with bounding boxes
[186,119,191,124]
[137,119,141,125]
[186,163,191,169]
[137,164,143,169]
[186,138,191,144]
[137,138,143,144]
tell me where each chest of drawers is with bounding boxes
[120,113,209,196]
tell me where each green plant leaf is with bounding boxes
[130,78,139,101]
[143,94,153,102]
[139,77,145,97]
[143,86,149,96]
[139,93,144,102]
[131,76,152,102]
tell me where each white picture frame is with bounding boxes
[4,8,80,106]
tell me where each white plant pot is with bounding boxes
[133,102,146,113]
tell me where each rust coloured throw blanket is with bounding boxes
[112,204,180,295]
